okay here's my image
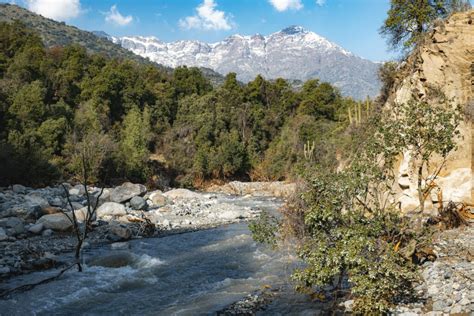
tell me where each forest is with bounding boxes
[0,21,363,188]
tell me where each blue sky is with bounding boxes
[5,0,472,61]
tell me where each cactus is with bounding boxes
[304,140,315,161]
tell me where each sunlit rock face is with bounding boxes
[386,11,474,213]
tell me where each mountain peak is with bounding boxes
[280,25,306,35]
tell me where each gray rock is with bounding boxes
[459,297,470,305]
[0,227,7,241]
[0,266,10,274]
[108,225,132,241]
[0,217,26,235]
[97,202,127,217]
[110,182,146,203]
[432,300,447,311]
[130,196,147,210]
[42,229,53,237]
[24,194,49,207]
[163,188,202,200]
[450,305,462,314]
[48,197,63,207]
[88,252,134,268]
[69,184,85,196]
[149,191,168,207]
[37,213,73,231]
[28,223,44,234]
[12,184,26,194]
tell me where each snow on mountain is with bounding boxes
[111,26,380,99]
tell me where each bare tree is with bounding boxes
[60,152,104,272]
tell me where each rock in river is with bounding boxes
[110,182,146,203]
[37,213,73,231]
[97,202,127,217]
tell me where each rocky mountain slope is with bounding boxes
[0,4,225,85]
[112,26,381,99]
[386,10,474,214]
[0,4,150,65]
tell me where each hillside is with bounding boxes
[0,3,151,65]
[0,4,225,85]
[112,26,381,100]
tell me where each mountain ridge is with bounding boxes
[111,26,381,99]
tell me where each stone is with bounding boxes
[42,229,53,237]
[24,194,49,208]
[12,184,26,194]
[450,305,462,314]
[149,191,168,207]
[48,197,63,207]
[69,184,85,196]
[163,188,202,200]
[108,225,132,241]
[97,202,127,217]
[459,298,470,306]
[432,300,447,311]
[28,223,44,234]
[0,266,10,274]
[0,217,26,235]
[110,182,146,203]
[88,252,134,268]
[162,219,170,228]
[130,196,147,210]
[37,213,73,231]
[0,227,7,241]
[428,285,439,295]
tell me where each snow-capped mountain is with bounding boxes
[111,26,381,99]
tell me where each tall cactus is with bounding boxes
[304,140,316,161]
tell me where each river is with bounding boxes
[0,196,322,315]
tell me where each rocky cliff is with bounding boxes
[384,11,474,213]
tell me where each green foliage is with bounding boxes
[117,105,152,181]
[249,211,279,248]
[252,97,461,313]
[380,0,451,51]
[0,21,349,186]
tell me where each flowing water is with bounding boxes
[0,196,320,315]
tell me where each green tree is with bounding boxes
[118,105,152,180]
[380,0,449,51]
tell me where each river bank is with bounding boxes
[0,181,293,281]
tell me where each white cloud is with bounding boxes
[105,5,133,26]
[26,0,81,21]
[179,0,232,31]
[268,0,303,11]
[316,0,326,6]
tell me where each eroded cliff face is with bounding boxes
[384,10,474,213]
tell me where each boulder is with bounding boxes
[97,202,127,217]
[163,188,202,200]
[24,194,49,208]
[42,229,53,237]
[108,225,132,241]
[110,182,146,203]
[37,213,73,231]
[0,217,26,235]
[48,197,64,207]
[130,196,147,210]
[69,184,85,196]
[149,191,168,207]
[0,227,7,241]
[12,184,27,194]
[88,252,134,268]
[28,223,44,234]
